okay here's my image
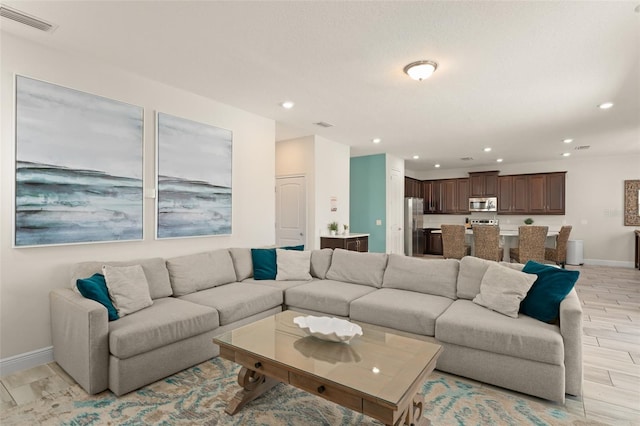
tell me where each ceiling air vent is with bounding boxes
[0,5,57,32]
[313,121,334,128]
[460,157,474,161]
[574,145,590,150]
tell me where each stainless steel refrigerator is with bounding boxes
[404,197,424,256]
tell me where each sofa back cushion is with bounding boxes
[229,248,253,281]
[310,249,333,279]
[166,249,237,296]
[325,249,388,288]
[457,256,524,300]
[382,254,459,299]
[71,257,172,300]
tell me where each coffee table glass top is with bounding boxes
[213,310,442,405]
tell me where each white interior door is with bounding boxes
[276,176,306,248]
[388,168,404,254]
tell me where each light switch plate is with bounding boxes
[376,219,382,226]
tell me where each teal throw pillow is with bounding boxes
[76,273,119,321]
[251,245,305,280]
[520,261,580,323]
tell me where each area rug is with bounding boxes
[1,358,601,426]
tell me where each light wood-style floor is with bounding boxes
[1,264,639,424]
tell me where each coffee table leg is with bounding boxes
[225,366,279,415]
[392,394,429,426]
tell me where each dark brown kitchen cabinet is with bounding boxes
[456,178,470,214]
[320,235,368,252]
[469,171,499,197]
[404,177,422,199]
[423,180,442,213]
[441,179,457,213]
[498,172,565,215]
[424,228,443,255]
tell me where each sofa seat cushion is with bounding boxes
[435,299,563,365]
[285,280,377,317]
[179,282,283,326]
[242,278,311,290]
[109,298,219,359]
[350,288,453,336]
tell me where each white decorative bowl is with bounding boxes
[293,315,363,343]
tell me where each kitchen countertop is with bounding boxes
[321,233,369,239]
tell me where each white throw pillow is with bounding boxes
[102,264,153,317]
[472,263,537,318]
[276,249,312,281]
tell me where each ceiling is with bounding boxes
[2,1,639,171]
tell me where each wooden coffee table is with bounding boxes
[213,310,442,426]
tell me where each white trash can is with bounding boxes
[566,240,584,265]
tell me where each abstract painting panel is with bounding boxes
[156,112,232,238]
[15,76,143,246]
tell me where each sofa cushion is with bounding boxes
[382,254,459,299]
[103,264,153,317]
[229,248,253,281]
[325,249,388,288]
[166,249,237,296]
[472,263,537,318]
[251,246,305,280]
[285,280,377,317]
[276,249,312,281]
[435,299,564,365]
[456,256,523,300]
[76,273,119,321]
[310,249,333,279]
[179,282,283,326]
[71,257,173,300]
[350,288,453,336]
[108,298,219,359]
[520,260,580,323]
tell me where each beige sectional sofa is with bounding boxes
[49,247,582,403]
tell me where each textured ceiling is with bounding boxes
[2,1,639,170]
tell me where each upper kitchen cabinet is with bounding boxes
[456,178,470,214]
[423,180,442,213]
[440,178,469,214]
[469,171,499,197]
[499,172,566,215]
[404,177,422,199]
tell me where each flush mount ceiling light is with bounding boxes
[598,102,614,109]
[403,60,438,81]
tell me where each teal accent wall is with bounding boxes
[350,154,386,253]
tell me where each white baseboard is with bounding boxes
[0,346,53,377]
[583,259,635,268]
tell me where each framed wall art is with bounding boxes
[624,180,640,226]
[14,75,144,247]
[156,112,232,239]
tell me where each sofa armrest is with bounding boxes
[559,288,582,396]
[49,288,109,394]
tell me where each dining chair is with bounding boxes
[473,225,502,262]
[509,225,548,264]
[545,225,572,268]
[441,224,471,260]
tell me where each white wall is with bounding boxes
[314,136,350,249]
[409,154,640,266]
[0,34,276,361]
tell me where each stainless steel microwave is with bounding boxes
[469,197,497,212]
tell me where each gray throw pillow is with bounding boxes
[276,249,312,281]
[472,263,537,318]
[102,264,153,317]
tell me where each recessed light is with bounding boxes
[434,164,441,168]
[496,158,503,163]
[280,101,295,109]
[562,152,571,157]
[372,138,381,144]
[483,147,492,152]
[598,102,614,109]
[412,155,420,159]
[563,138,573,144]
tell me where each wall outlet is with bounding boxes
[144,189,156,199]
[376,219,382,226]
